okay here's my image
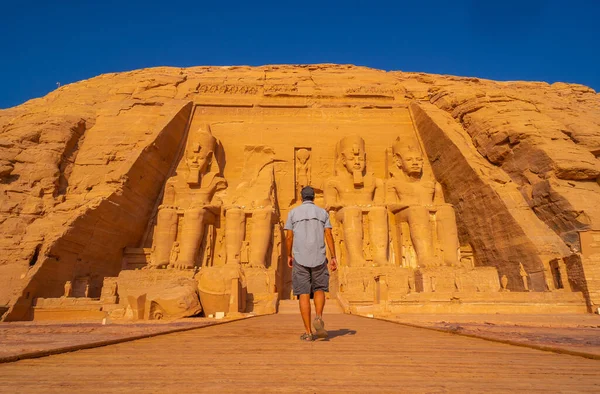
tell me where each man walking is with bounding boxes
[284,186,337,341]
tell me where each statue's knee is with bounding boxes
[369,206,387,220]
[186,207,206,220]
[406,206,428,219]
[226,208,244,220]
[432,207,454,226]
[252,207,273,221]
[340,207,361,222]
[158,207,177,221]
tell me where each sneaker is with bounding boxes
[313,316,328,338]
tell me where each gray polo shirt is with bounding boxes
[284,201,332,268]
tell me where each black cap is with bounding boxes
[301,186,315,201]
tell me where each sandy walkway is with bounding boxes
[0,313,598,393]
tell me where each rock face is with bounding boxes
[0,65,598,320]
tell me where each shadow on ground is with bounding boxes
[319,329,357,341]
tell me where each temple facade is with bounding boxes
[1,65,598,321]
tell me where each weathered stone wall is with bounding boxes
[4,99,192,320]
[410,102,570,290]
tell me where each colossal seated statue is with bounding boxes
[324,136,389,267]
[150,125,227,269]
[224,146,277,268]
[196,146,280,316]
[386,138,459,267]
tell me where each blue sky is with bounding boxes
[1,0,599,109]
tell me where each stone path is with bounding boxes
[0,317,242,362]
[1,313,599,393]
[375,313,600,358]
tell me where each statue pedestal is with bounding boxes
[106,270,201,320]
[414,266,501,293]
[197,265,278,316]
[122,247,152,270]
[336,265,588,315]
[32,298,104,321]
[337,266,414,304]
[244,266,278,314]
[198,265,246,317]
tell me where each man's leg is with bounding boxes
[311,263,330,338]
[292,262,313,337]
[299,294,312,335]
[314,290,325,318]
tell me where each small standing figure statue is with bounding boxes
[519,263,530,291]
[84,283,90,298]
[295,148,311,198]
[168,242,180,269]
[500,275,510,292]
[454,274,463,292]
[63,281,72,298]
[110,282,118,297]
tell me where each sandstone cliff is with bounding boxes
[1,65,599,318]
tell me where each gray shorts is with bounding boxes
[292,260,329,296]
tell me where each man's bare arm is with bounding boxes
[324,228,337,271]
[285,229,294,268]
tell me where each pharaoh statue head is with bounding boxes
[337,135,366,186]
[392,138,424,179]
[186,124,218,185]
